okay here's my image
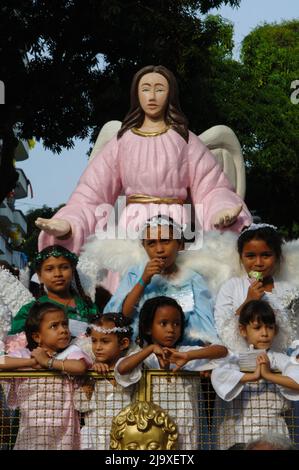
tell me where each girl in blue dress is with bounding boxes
[104,215,218,345]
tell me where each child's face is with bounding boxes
[121,423,168,450]
[150,305,182,347]
[38,256,73,295]
[91,322,128,367]
[239,320,276,350]
[143,226,182,273]
[240,239,277,278]
[33,310,70,354]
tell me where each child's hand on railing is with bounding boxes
[163,348,188,372]
[92,362,110,374]
[152,344,170,369]
[31,347,51,369]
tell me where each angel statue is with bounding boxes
[35,65,252,292]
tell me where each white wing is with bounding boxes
[179,230,242,297]
[277,239,299,288]
[89,120,122,162]
[77,236,147,300]
[0,268,34,347]
[199,125,246,199]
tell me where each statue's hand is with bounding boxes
[35,217,71,238]
[212,204,242,229]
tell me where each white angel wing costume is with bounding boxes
[0,268,34,352]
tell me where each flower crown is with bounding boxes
[140,215,185,239]
[88,324,130,334]
[34,249,78,266]
[239,223,278,238]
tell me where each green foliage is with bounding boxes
[209,20,299,237]
[22,204,64,261]
[0,0,240,151]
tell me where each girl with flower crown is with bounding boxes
[9,245,98,339]
[74,313,136,450]
[103,215,219,346]
[214,223,299,352]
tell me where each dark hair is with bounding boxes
[138,296,185,347]
[239,300,277,327]
[141,214,184,244]
[25,302,67,351]
[237,226,283,264]
[0,260,18,277]
[117,65,189,142]
[86,313,133,343]
[35,244,93,308]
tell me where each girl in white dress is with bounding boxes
[214,223,299,351]
[211,300,299,449]
[114,296,227,450]
[74,313,136,450]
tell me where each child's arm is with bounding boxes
[164,344,227,371]
[258,353,299,391]
[122,258,164,317]
[31,347,87,375]
[0,355,38,370]
[117,344,165,375]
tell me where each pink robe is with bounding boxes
[6,346,91,450]
[39,130,252,291]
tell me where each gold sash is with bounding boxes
[127,194,185,205]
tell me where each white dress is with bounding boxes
[114,346,220,450]
[74,379,136,450]
[214,276,296,352]
[211,350,299,449]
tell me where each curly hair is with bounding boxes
[86,312,133,344]
[138,296,185,347]
[25,301,68,351]
[110,401,178,450]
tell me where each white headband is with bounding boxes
[88,324,130,334]
[140,216,185,238]
[240,223,277,237]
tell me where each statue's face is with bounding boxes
[138,72,169,120]
[120,423,169,450]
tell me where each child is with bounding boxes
[214,223,297,350]
[0,302,91,450]
[74,313,135,450]
[211,299,299,449]
[9,245,98,337]
[114,296,227,450]
[105,215,218,345]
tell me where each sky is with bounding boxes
[15,0,299,214]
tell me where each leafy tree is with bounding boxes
[210,20,299,237]
[22,204,64,261]
[0,0,240,201]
